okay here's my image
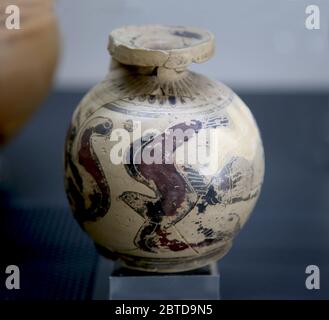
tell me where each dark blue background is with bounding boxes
[1,91,328,299]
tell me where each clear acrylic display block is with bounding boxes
[93,256,220,300]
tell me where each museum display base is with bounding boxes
[92,256,220,300]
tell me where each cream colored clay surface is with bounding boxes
[108,25,215,69]
[65,25,264,272]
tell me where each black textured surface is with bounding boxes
[0,90,329,299]
[0,207,97,300]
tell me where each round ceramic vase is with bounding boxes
[0,0,59,144]
[64,25,265,273]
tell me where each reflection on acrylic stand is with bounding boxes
[93,255,220,300]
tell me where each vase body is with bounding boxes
[0,0,59,144]
[64,25,264,272]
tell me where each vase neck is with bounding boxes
[109,58,188,82]
[107,57,219,102]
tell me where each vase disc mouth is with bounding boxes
[108,25,215,69]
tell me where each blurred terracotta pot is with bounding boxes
[0,0,59,144]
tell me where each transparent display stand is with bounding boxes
[93,256,220,300]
